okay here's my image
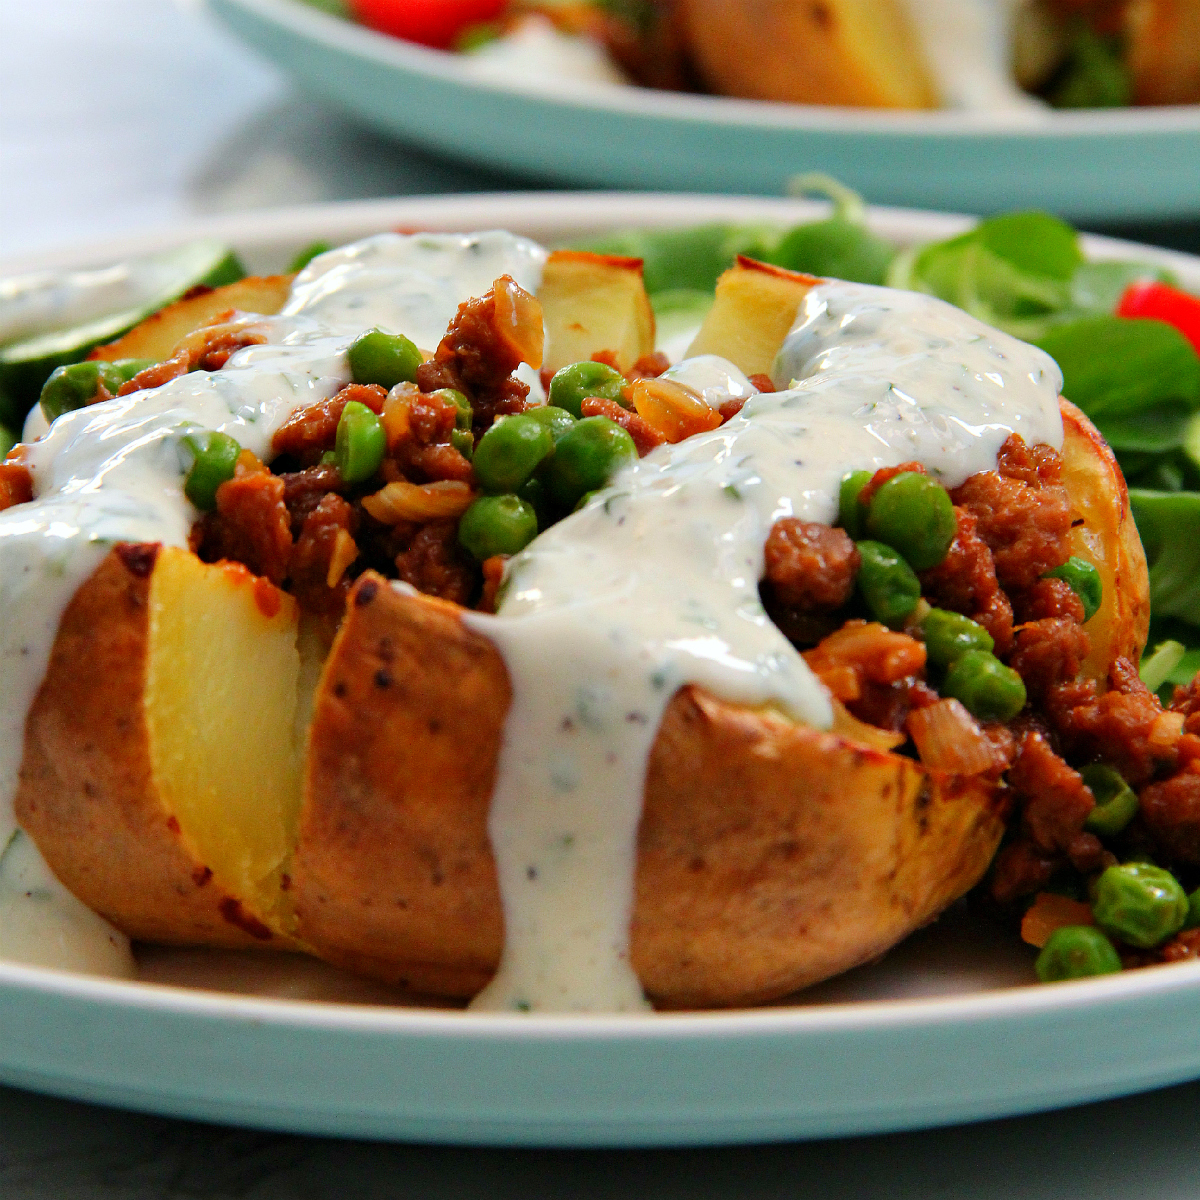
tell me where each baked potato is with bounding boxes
[4,236,1167,1006]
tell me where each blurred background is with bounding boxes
[2,0,1196,261]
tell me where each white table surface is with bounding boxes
[2,1,1199,1194]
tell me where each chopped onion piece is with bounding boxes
[630,376,723,443]
[361,479,475,524]
[493,274,544,369]
[907,698,994,775]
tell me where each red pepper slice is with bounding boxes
[350,0,506,49]
[1116,281,1200,355]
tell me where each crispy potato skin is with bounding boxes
[292,583,509,997]
[1060,399,1150,677]
[634,691,1002,1007]
[293,576,1005,1007]
[15,547,289,949]
[88,275,294,364]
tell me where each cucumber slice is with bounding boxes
[0,241,244,428]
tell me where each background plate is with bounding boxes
[2,192,1200,1147]
[203,0,1200,221]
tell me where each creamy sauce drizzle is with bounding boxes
[463,15,629,89]
[468,281,1062,1012]
[0,232,546,974]
[1,236,1064,1007]
[898,0,1046,112]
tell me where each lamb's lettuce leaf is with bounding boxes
[1036,316,1200,420]
[1129,490,1200,626]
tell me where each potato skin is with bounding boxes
[292,582,509,997]
[293,575,1005,1007]
[15,546,291,949]
[1060,399,1150,678]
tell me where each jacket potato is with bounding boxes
[4,241,1159,1007]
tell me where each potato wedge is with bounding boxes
[16,544,305,947]
[684,257,818,378]
[290,576,1005,1007]
[539,250,656,373]
[1060,398,1150,677]
[88,275,294,364]
[674,0,939,109]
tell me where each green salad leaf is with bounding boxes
[571,224,781,295]
[1129,490,1200,626]
[886,212,1086,340]
[769,219,894,285]
[1069,260,1174,313]
[1046,24,1131,109]
[1037,316,1200,421]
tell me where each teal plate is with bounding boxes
[203,0,1200,221]
[2,194,1199,1146]
[1,948,1199,1145]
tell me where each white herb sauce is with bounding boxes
[0,232,546,974]
[468,281,1062,1012]
[1,236,1063,1009]
[898,0,1046,112]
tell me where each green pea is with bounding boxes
[111,358,156,383]
[517,475,551,529]
[1092,862,1189,948]
[855,540,921,628]
[1185,887,1200,930]
[547,361,625,419]
[458,494,539,561]
[1044,556,1102,622]
[449,428,474,461]
[865,471,957,571]
[182,430,241,511]
[540,416,637,510]
[837,470,872,540]
[1035,925,1123,983]
[347,328,421,389]
[1081,764,1139,837]
[942,649,1027,721]
[287,240,331,273]
[473,414,556,494]
[431,388,472,430]
[40,360,124,422]
[334,400,386,484]
[522,405,577,441]
[1180,888,1200,931]
[1,423,17,459]
[921,608,994,666]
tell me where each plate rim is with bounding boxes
[209,0,1200,137]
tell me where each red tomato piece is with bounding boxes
[1117,281,1200,355]
[350,0,506,49]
